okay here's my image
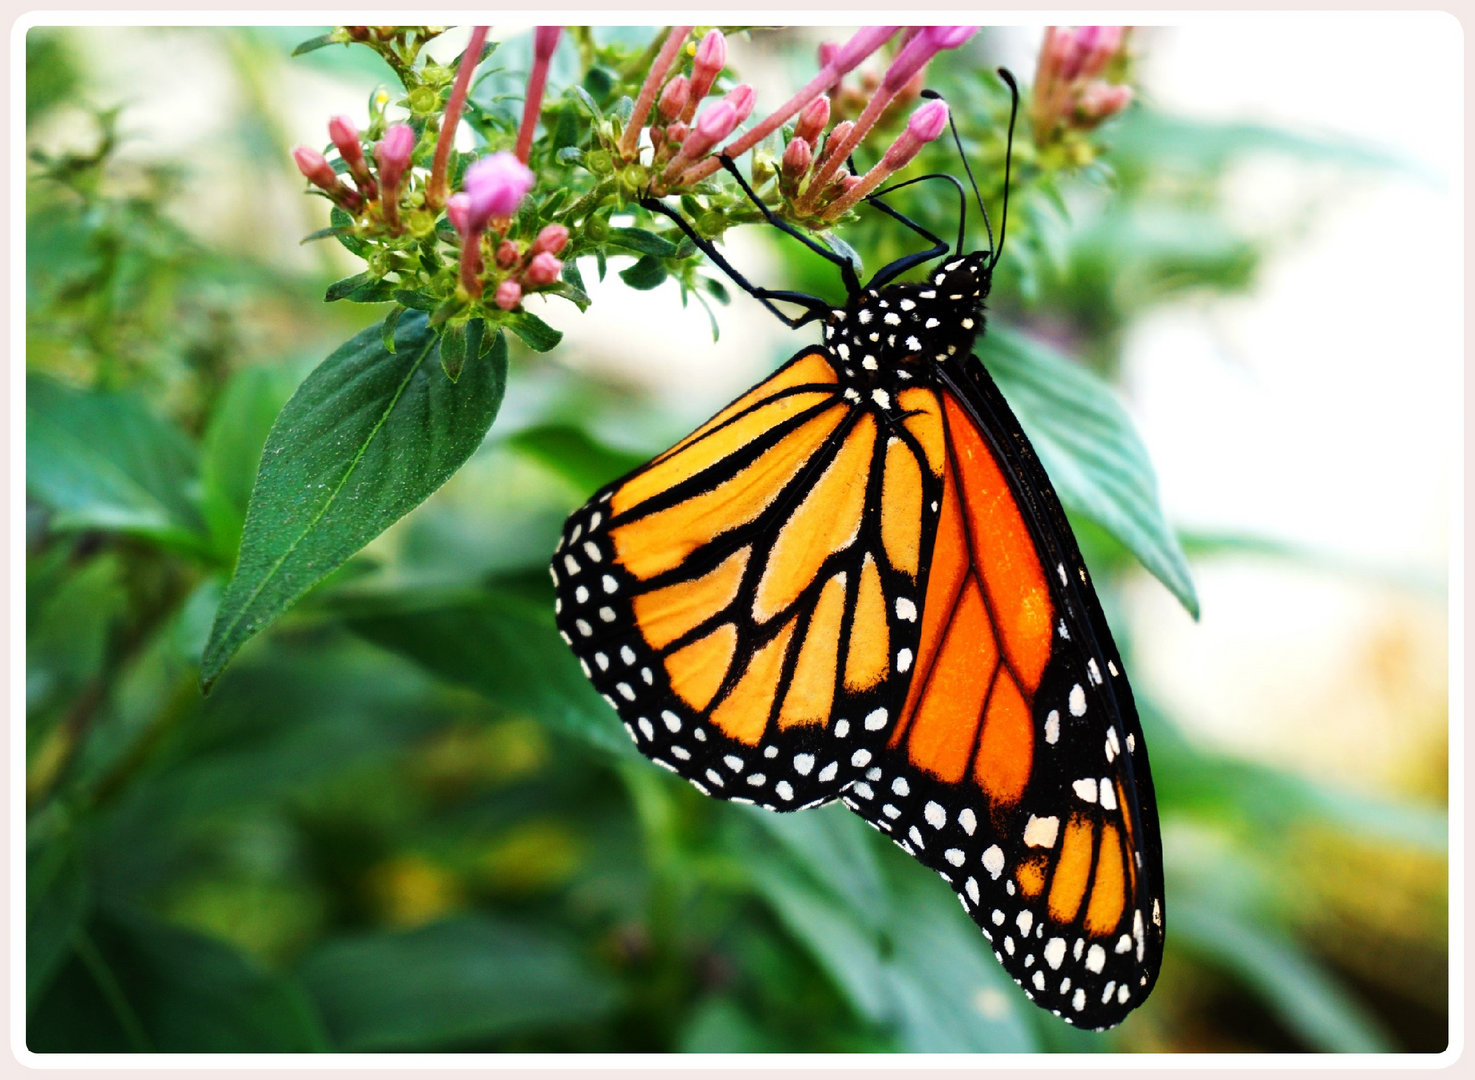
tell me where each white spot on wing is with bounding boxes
[1044,938,1066,969]
[1045,710,1060,745]
[982,845,1005,879]
[1024,815,1059,848]
[1073,778,1098,803]
[959,808,977,835]
[1069,684,1087,716]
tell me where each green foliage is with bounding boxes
[24,24,1444,1056]
[200,314,507,689]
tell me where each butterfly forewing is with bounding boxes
[553,348,941,809]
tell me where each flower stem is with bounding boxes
[428,25,490,211]
[798,88,895,213]
[620,26,693,160]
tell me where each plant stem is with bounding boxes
[619,26,693,160]
[427,25,490,210]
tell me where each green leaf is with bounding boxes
[381,306,403,353]
[979,328,1199,618]
[27,907,331,1052]
[439,323,467,383]
[608,226,677,258]
[878,850,1041,1052]
[26,376,208,554]
[327,206,373,258]
[505,423,646,493]
[342,585,635,758]
[742,803,888,934]
[392,288,438,312]
[291,31,339,56]
[503,310,563,352]
[324,271,374,302]
[199,313,507,690]
[27,837,90,1008]
[27,552,126,712]
[345,279,396,304]
[540,279,592,312]
[296,916,620,1050]
[1171,897,1395,1053]
[199,365,298,564]
[619,255,668,291]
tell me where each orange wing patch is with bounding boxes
[753,415,875,622]
[709,617,796,745]
[609,404,846,581]
[778,572,846,729]
[666,622,737,711]
[632,546,750,651]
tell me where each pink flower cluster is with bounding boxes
[293,117,418,230]
[447,151,567,303]
[621,26,977,202]
[1030,26,1134,145]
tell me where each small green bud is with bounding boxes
[407,209,435,237]
[621,163,649,190]
[585,150,613,175]
[368,251,391,276]
[584,217,609,243]
[408,86,439,114]
[697,211,725,238]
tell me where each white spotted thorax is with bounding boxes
[822,253,992,395]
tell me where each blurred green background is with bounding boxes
[24,25,1449,1054]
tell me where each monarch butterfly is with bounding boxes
[551,71,1164,1030]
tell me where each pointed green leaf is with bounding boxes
[503,310,562,352]
[439,323,466,382]
[980,328,1199,617]
[325,271,373,302]
[200,313,507,690]
[608,226,677,258]
[619,255,667,291]
[26,376,208,554]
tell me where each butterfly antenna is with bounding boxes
[991,67,1020,270]
[920,89,976,255]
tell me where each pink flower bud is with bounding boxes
[925,25,980,50]
[292,145,339,191]
[693,99,738,144]
[447,192,472,234]
[795,94,830,146]
[375,123,416,192]
[463,150,536,229]
[723,84,755,126]
[907,97,950,142]
[495,279,523,311]
[881,98,948,170]
[781,136,812,178]
[665,121,689,145]
[534,25,562,61]
[694,28,726,76]
[687,29,727,106]
[1076,80,1133,122]
[659,74,690,120]
[882,25,977,92]
[532,223,569,256]
[497,239,521,267]
[830,26,900,76]
[328,115,364,168]
[525,252,562,285]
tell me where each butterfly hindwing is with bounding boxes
[553,348,941,809]
[839,358,1164,1029]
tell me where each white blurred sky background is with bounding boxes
[55,16,1458,799]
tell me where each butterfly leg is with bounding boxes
[860,174,961,290]
[715,154,863,296]
[640,196,830,329]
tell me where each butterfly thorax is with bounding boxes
[821,252,992,395]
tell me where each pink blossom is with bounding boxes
[532,224,569,256]
[882,25,978,91]
[534,25,562,60]
[781,136,812,179]
[496,239,521,267]
[525,252,562,285]
[463,151,536,228]
[794,95,830,146]
[659,74,690,121]
[446,193,472,234]
[881,98,949,168]
[292,145,339,191]
[723,85,755,126]
[687,28,727,108]
[495,280,523,311]
[375,123,416,193]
